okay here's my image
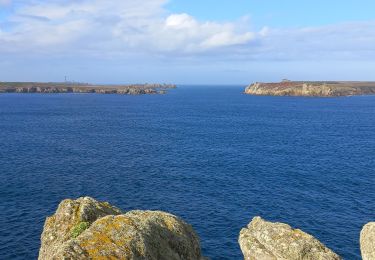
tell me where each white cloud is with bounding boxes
[162,13,256,51]
[166,13,197,28]
[0,0,374,63]
[0,0,260,56]
[117,13,258,53]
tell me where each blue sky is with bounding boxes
[167,0,375,27]
[0,0,375,84]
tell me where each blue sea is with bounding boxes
[0,86,374,259]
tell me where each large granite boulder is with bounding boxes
[360,222,375,260]
[39,197,204,260]
[39,197,122,259]
[239,217,341,260]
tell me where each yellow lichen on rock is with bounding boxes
[38,197,122,260]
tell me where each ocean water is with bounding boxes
[0,86,374,259]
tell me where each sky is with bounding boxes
[0,0,375,84]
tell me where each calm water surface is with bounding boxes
[0,86,374,259]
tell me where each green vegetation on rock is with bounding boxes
[71,222,90,238]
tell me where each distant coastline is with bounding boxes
[244,80,375,97]
[0,82,176,95]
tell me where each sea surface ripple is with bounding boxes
[0,86,374,259]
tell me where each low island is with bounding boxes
[245,80,375,97]
[0,82,176,95]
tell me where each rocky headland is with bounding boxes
[245,80,375,97]
[39,197,374,260]
[0,82,176,95]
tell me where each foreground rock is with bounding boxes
[239,217,341,260]
[38,197,123,260]
[360,222,375,260]
[245,80,375,97]
[39,197,204,260]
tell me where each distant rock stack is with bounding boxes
[239,217,341,260]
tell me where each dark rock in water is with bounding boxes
[360,222,375,260]
[39,197,204,260]
[239,216,341,260]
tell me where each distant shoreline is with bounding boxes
[0,82,176,95]
[245,80,375,97]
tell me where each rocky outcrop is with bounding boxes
[239,217,341,260]
[39,197,204,260]
[0,82,176,95]
[360,222,375,260]
[39,198,372,260]
[38,197,123,260]
[244,81,375,97]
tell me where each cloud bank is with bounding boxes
[3,0,373,60]
[0,0,375,83]
[0,0,263,56]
